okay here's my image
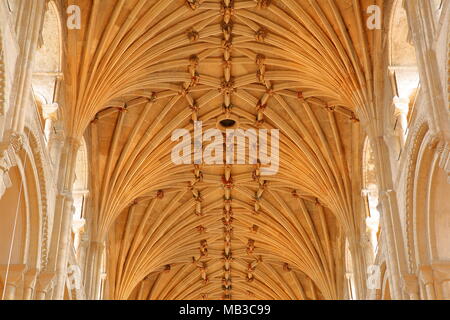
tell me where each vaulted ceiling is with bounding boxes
[62,0,387,300]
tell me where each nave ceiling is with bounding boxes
[61,0,388,300]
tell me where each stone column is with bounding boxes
[345,272,355,300]
[52,137,81,299]
[78,233,89,277]
[419,265,436,300]
[23,268,38,300]
[52,192,75,299]
[9,0,47,133]
[85,241,105,300]
[349,238,367,299]
[0,264,26,300]
[371,135,408,299]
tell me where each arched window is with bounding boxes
[0,166,26,266]
[0,142,43,299]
